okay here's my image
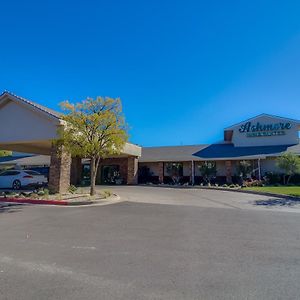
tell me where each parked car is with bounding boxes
[0,169,48,190]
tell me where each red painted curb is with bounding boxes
[0,197,69,206]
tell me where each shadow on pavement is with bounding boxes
[255,198,300,207]
[0,203,25,214]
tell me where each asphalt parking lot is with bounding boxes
[0,186,300,300]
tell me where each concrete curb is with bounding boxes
[139,184,300,201]
[0,194,121,206]
[60,194,122,208]
[0,197,68,205]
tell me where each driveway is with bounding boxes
[106,185,300,212]
[0,187,300,299]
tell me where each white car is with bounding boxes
[0,169,48,190]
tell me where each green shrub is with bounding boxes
[20,191,30,198]
[6,192,18,197]
[236,160,252,180]
[264,172,281,185]
[276,153,300,185]
[43,189,49,196]
[197,161,217,185]
[68,185,77,194]
[103,190,112,197]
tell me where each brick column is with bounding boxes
[158,162,164,184]
[127,156,138,184]
[70,157,82,186]
[225,160,232,184]
[48,144,71,194]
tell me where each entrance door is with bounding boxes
[101,165,120,184]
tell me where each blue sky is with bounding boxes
[1,1,300,146]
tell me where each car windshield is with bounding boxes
[25,170,41,176]
[0,170,21,176]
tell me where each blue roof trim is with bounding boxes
[193,144,299,159]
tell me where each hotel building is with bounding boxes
[0,91,299,190]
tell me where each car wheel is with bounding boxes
[12,180,21,190]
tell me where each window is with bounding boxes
[0,171,20,176]
[165,163,183,177]
[25,171,41,176]
[7,171,20,176]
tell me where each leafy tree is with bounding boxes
[166,163,183,184]
[57,97,128,196]
[0,150,12,157]
[237,160,252,180]
[198,161,217,184]
[276,152,300,185]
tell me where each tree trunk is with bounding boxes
[90,157,101,196]
[287,174,292,185]
[90,157,96,196]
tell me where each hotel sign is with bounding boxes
[239,121,292,137]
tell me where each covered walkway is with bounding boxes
[0,91,141,193]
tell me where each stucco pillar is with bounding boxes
[127,156,138,184]
[70,157,82,186]
[48,144,71,194]
[225,160,232,184]
[190,161,195,185]
[158,162,164,184]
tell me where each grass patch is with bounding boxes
[243,186,300,197]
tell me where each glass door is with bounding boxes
[101,165,120,184]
